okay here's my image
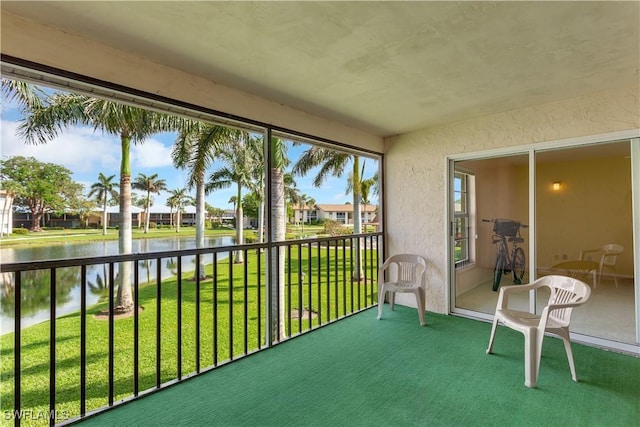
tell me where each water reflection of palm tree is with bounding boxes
[166,258,178,276]
[87,264,110,300]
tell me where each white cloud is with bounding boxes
[1,120,120,173]
[131,137,174,169]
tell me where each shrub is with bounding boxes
[149,222,157,229]
[323,220,351,236]
[12,228,28,235]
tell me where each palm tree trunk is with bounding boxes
[144,193,151,233]
[234,182,244,263]
[102,197,108,235]
[352,156,364,281]
[195,172,206,279]
[116,136,134,313]
[0,191,12,237]
[270,167,286,340]
[258,200,265,243]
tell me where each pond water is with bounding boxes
[0,236,234,334]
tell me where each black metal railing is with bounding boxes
[0,232,382,426]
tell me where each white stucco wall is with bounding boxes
[384,86,640,314]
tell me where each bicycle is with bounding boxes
[482,218,528,291]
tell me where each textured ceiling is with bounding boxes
[2,1,639,137]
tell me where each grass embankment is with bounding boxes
[0,225,334,248]
[0,227,239,248]
[0,247,378,427]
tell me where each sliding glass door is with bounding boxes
[453,154,530,315]
[450,136,638,350]
[535,141,635,344]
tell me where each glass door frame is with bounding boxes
[446,129,640,354]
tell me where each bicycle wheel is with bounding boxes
[492,253,505,291]
[512,247,526,284]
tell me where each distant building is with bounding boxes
[87,206,144,228]
[291,203,377,225]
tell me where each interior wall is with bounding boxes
[384,86,639,313]
[536,154,634,275]
[0,11,383,154]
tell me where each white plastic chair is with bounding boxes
[580,244,624,287]
[377,254,427,326]
[486,275,591,387]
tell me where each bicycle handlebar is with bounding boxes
[481,218,528,228]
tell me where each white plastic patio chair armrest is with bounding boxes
[378,260,395,283]
[496,283,543,309]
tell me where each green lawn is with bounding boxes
[0,247,379,426]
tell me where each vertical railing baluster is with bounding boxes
[363,236,369,307]
[213,253,218,366]
[326,241,330,322]
[177,256,182,380]
[156,258,161,388]
[355,237,361,310]
[297,243,302,334]
[369,235,375,305]
[256,249,261,349]
[14,272,21,427]
[108,263,114,406]
[307,242,312,330]
[80,265,87,416]
[134,260,139,397]
[350,238,355,313]
[195,254,201,373]
[228,251,233,361]
[287,244,291,337]
[317,242,322,325]
[334,239,339,319]
[243,249,248,355]
[49,268,56,426]
[275,245,281,340]
[342,238,347,315]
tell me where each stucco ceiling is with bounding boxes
[2,1,639,138]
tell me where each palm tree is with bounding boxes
[359,171,379,230]
[18,91,177,314]
[1,78,45,112]
[132,173,167,233]
[347,162,379,230]
[166,188,189,233]
[172,122,232,278]
[293,147,364,280]
[268,136,290,340]
[208,132,253,263]
[88,173,119,235]
[246,136,266,243]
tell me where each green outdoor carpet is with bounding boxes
[81,306,639,427]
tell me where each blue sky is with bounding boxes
[1,89,379,211]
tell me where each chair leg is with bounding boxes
[557,328,578,381]
[415,289,426,326]
[389,291,395,311]
[377,285,386,320]
[524,328,539,388]
[486,317,500,354]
